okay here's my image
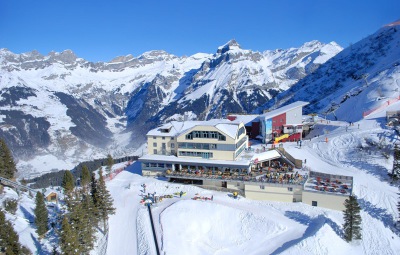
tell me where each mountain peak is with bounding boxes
[139,50,173,60]
[217,39,241,54]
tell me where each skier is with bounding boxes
[180,191,183,198]
[211,195,213,201]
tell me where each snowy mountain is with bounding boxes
[0,40,341,176]
[266,21,400,122]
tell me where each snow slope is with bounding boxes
[2,100,400,254]
[104,102,400,254]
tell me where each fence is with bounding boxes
[95,225,109,255]
[277,148,303,169]
[104,160,134,182]
[363,96,400,118]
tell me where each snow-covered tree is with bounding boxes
[343,195,362,242]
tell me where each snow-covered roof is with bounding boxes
[261,101,309,120]
[139,154,251,167]
[251,150,281,162]
[228,114,259,126]
[147,119,243,139]
[44,189,58,197]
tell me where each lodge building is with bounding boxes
[138,101,352,211]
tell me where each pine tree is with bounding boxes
[60,216,79,255]
[343,195,362,242]
[78,192,97,253]
[62,171,75,195]
[0,139,17,179]
[0,210,31,254]
[106,154,114,173]
[65,189,97,254]
[392,144,400,180]
[34,192,49,237]
[94,169,115,231]
[81,165,91,192]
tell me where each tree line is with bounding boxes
[27,155,138,188]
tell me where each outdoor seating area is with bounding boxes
[304,171,353,195]
[165,166,307,186]
[255,171,307,185]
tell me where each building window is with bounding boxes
[153,149,157,154]
[171,137,174,140]
[288,187,293,191]
[162,143,166,149]
[162,137,165,140]
[153,136,156,139]
[312,201,318,207]
[260,185,265,189]
[153,142,157,147]
[171,150,175,155]
[171,143,175,148]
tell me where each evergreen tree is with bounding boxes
[34,192,49,237]
[62,171,75,194]
[60,216,79,255]
[392,144,400,180]
[343,195,362,242]
[94,169,115,231]
[106,154,114,173]
[77,192,97,253]
[0,139,17,179]
[65,189,97,254]
[0,210,31,254]
[81,165,91,191]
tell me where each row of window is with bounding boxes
[178,142,217,150]
[153,142,175,148]
[235,136,247,149]
[153,149,175,155]
[143,162,173,168]
[153,136,174,140]
[185,131,226,141]
[235,144,246,158]
[179,151,214,158]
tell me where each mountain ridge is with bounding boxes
[0,39,342,176]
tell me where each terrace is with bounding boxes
[165,164,307,187]
[304,170,353,196]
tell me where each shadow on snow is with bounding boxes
[271,211,342,255]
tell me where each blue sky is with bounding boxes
[0,0,398,62]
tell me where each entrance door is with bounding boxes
[222,181,227,188]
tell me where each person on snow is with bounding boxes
[180,191,183,198]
